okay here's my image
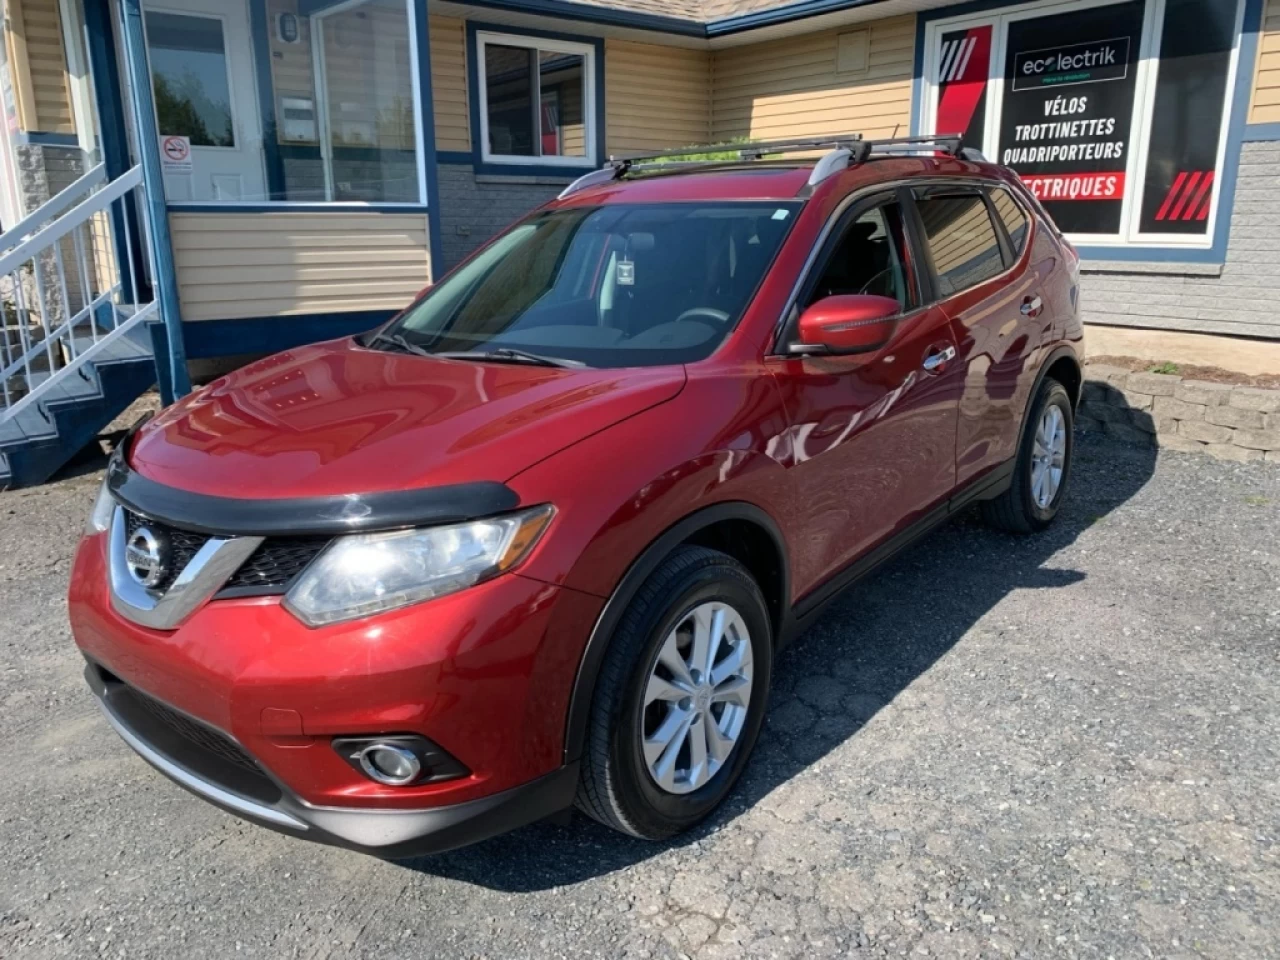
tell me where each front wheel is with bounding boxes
[981,377,1074,534]
[576,546,772,839]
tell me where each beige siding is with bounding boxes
[605,39,710,154]
[1250,0,1280,124]
[711,15,915,143]
[431,16,470,152]
[169,213,431,321]
[6,0,74,133]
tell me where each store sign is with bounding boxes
[1011,37,1131,91]
[998,1,1144,234]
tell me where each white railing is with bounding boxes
[1,164,158,422]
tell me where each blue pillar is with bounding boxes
[118,0,190,401]
[412,0,444,277]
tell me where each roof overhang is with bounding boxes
[429,0,967,47]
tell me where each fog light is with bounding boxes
[332,734,468,787]
[358,743,422,786]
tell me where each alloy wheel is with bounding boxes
[1031,403,1067,509]
[641,601,754,795]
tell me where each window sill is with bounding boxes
[1079,259,1224,277]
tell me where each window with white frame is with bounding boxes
[476,31,596,167]
[142,0,426,205]
[923,0,1245,250]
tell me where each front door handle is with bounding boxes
[1021,295,1044,317]
[922,345,956,374]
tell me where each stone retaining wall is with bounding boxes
[1079,364,1280,462]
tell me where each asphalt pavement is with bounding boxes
[2,432,1278,959]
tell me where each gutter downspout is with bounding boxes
[118,0,190,401]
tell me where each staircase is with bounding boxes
[1,165,160,489]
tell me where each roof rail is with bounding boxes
[558,133,971,199]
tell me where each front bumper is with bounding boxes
[85,661,578,857]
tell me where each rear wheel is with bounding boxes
[981,377,1074,534]
[576,546,772,839]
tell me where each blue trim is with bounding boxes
[910,0,1265,267]
[413,0,446,277]
[707,0,892,35]
[14,131,80,147]
[454,0,702,37]
[180,311,397,359]
[165,202,429,213]
[83,0,146,304]
[437,150,474,165]
[121,0,190,399]
[465,19,605,176]
[1243,122,1280,142]
[248,0,287,201]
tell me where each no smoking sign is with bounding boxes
[159,135,192,173]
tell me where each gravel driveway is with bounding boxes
[2,433,1278,960]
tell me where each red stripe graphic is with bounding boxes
[1168,171,1201,221]
[1154,172,1188,222]
[1188,171,1215,221]
[935,26,992,140]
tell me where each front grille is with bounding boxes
[219,538,329,597]
[123,684,261,774]
[123,509,210,593]
[122,508,328,599]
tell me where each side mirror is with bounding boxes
[796,294,900,354]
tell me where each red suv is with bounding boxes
[69,136,1082,857]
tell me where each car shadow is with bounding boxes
[400,424,1157,891]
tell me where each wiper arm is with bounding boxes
[368,330,433,358]
[437,348,585,369]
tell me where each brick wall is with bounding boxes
[1080,140,1280,341]
[436,163,567,269]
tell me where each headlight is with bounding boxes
[283,505,554,626]
[86,478,115,534]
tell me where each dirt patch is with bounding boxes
[1089,355,1280,390]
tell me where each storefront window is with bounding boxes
[476,32,596,167]
[144,0,423,205]
[925,0,1244,249]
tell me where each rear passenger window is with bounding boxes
[914,193,1005,297]
[989,188,1029,256]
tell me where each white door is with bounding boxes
[143,0,266,201]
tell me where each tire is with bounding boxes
[576,545,773,839]
[981,376,1074,534]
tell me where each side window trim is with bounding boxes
[910,183,1012,301]
[981,191,1016,270]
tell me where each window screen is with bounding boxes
[989,188,1029,256]
[915,193,1005,297]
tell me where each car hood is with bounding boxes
[128,338,686,499]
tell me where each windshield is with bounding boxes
[382,201,800,368]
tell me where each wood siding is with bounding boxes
[5,0,73,133]
[1251,0,1280,124]
[431,16,470,152]
[605,40,710,154]
[711,16,915,143]
[169,212,431,321]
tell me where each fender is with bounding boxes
[561,500,790,765]
[1027,342,1083,417]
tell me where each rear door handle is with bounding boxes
[1021,295,1044,317]
[922,344,956,374]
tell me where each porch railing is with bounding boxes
[0,163,158,421]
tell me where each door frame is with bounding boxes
[141,0,266,201]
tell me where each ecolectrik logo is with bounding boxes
[1012,36,1130,91]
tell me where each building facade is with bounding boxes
[1,0,1279,483]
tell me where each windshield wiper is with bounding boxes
[368,330,433,358]
[437,348,585,369]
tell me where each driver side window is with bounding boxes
[806,203,912,311]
